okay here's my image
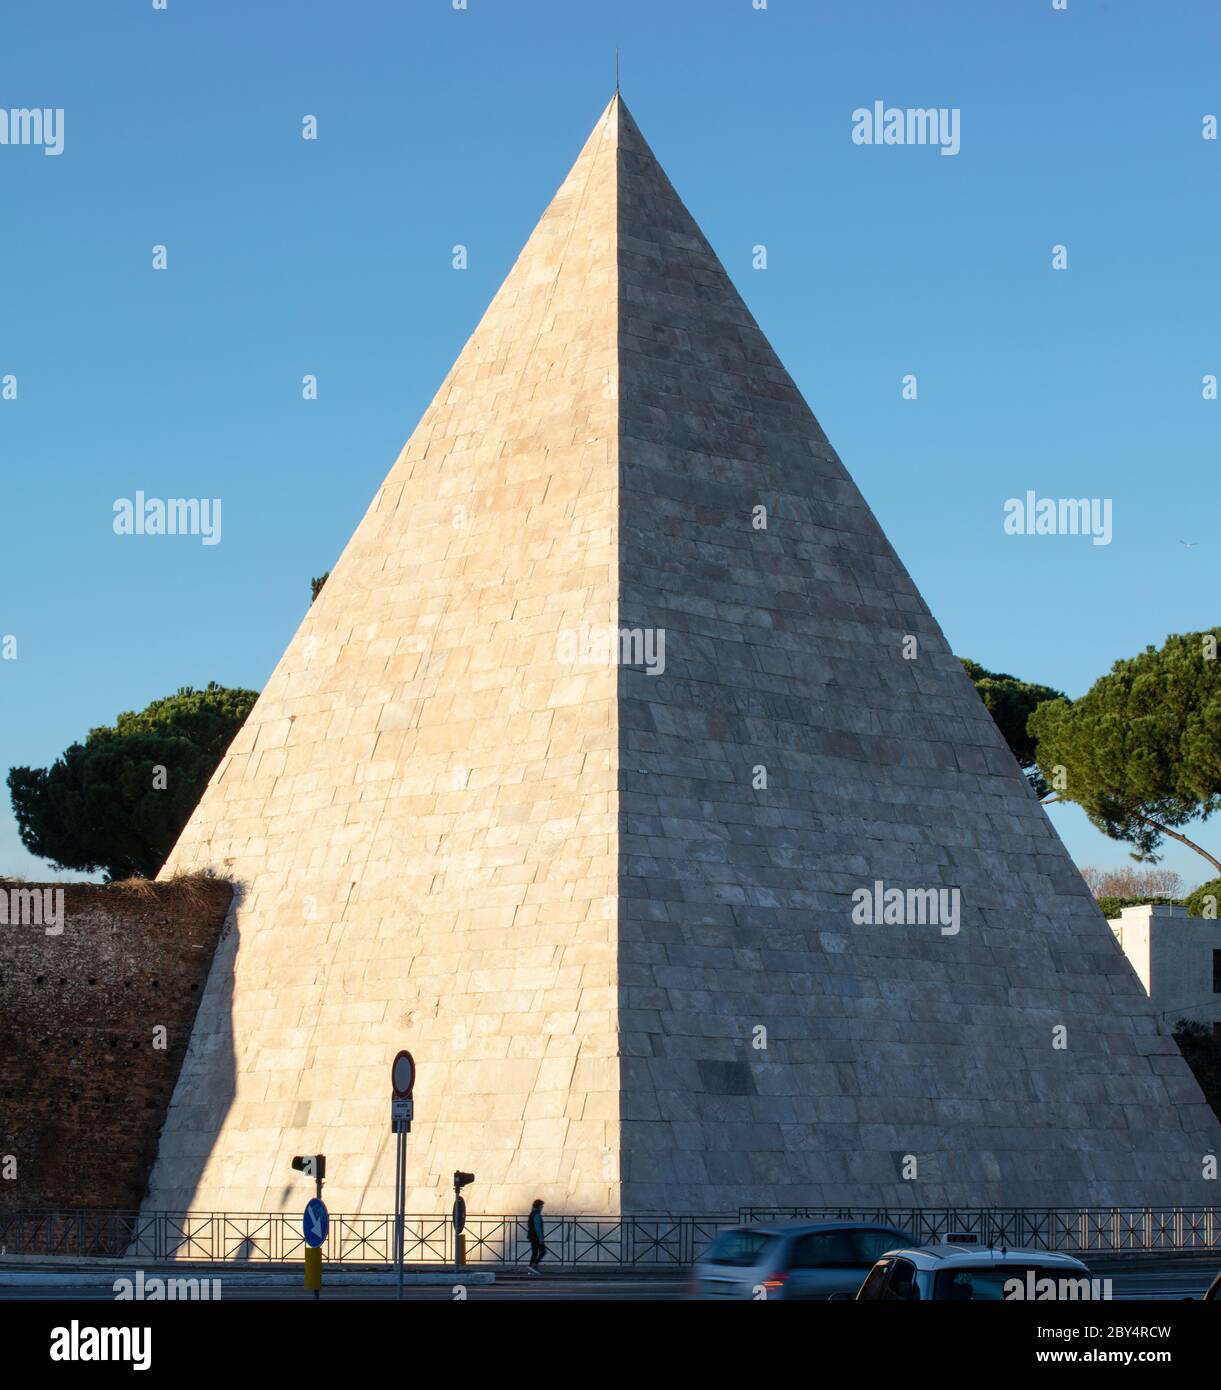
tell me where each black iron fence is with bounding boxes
[0,1210,733,1265]
[738,1207,1221,1253]
[2,1207,1218,1264]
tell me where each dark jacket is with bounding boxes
[528,1209,545,1243]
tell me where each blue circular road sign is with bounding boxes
[304,1198,329,1248]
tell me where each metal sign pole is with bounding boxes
[392,1125,402,1291]
[390,1050,415,1302]
[396,1126,406,1300]
[452,1196,461,1274]
[313,1166,323,1301]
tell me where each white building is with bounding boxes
[1108,904,1221,1038]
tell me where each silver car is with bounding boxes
[690,1221,919,1300]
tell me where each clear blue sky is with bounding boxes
[2,0,1218,886]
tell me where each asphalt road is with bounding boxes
[3,1262,1216,1301]
[2,1276,679,1300]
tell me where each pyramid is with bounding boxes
[146,96,1219,1217]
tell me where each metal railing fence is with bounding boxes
[2,1207,1218,1263]
[0,1210,734,1265]
[737,1206,1221,1254]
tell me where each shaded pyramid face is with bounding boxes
[147,96,1218,1217]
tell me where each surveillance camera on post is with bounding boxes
[451,1171,474,1270]
[291,1153,326,1199]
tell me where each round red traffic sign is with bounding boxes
[391,1049,416,1098]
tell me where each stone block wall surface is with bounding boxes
[148,102,624,1218]
[141,96,1221,1219]
[612,103,1218,1210]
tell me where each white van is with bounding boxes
[855,1243,1094,1301]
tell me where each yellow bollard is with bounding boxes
[304,1246,323,1293]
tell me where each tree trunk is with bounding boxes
[1038,799,1221,876]
[1132,815,1221,876]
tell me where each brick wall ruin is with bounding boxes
[0,878,231,1211]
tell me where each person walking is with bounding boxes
[526,1198,547,1275]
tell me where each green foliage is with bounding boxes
[310,572,329,603]
[959,658,1065,796]
[1091,877,1218,920]
[1095,894,1181,920]
[1173,1018,1213,1044]
[105,684,257,761]
[1184,877,1221,919]
[7,683,257,881]
[1029,629,1221,865]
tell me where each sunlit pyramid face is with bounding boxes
[144,96,1218,1219]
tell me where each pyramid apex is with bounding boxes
[585,87,650,162]
[596,89,623,123]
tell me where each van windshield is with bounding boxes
[703,1230,779,1267]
